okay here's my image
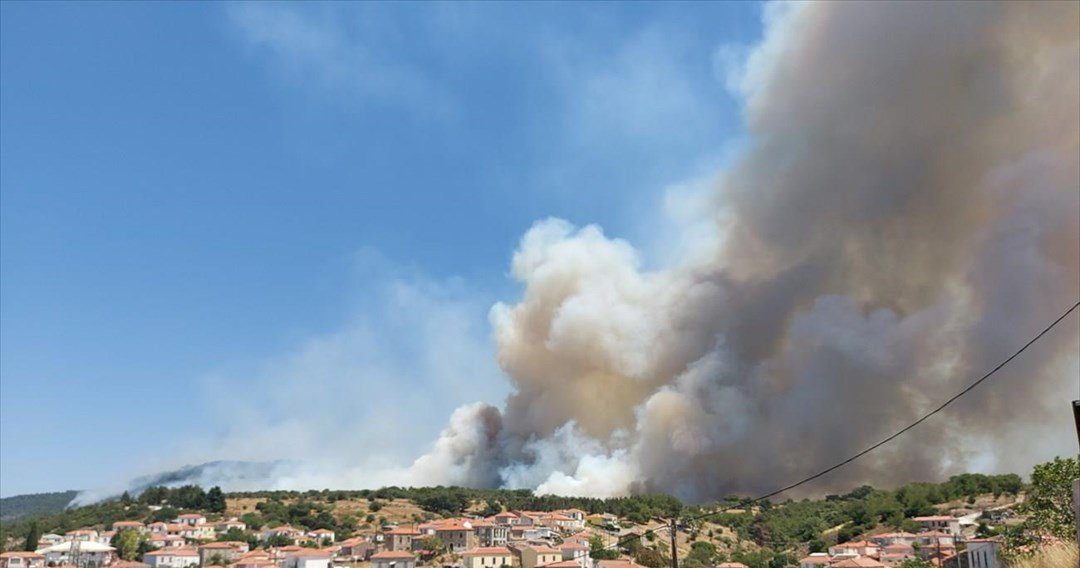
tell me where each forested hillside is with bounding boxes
[0,490,78,521]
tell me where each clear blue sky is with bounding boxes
[0,1,762,496]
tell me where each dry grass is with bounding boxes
[1007,543,1079,568]
[226,497,264,516]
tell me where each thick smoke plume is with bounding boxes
[403,1,1080,502]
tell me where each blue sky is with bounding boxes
[0,1,763,496]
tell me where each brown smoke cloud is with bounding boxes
[406,1,1080,501]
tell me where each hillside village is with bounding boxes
[3,468,1067,568]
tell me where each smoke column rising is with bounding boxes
[403,1,1080,502]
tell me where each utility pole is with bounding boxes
[669,518,678,568]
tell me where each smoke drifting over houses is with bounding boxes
[399,1,1080,501]
[83,1,1078,505]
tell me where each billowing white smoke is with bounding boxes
[404,1,1080,502]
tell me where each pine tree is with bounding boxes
[23,521,41,552]
[207,486,227,514]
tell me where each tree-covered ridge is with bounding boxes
[706,472,1025,549]
[0,490,79,521]
[0,471,1024,549]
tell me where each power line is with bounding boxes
[538,299,1080,566]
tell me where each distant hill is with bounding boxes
[70,460,285,506]
[0,490,79,521]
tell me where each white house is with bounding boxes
[37,534,64,547]
[307,529,335,544]
[148,535,186,549]
[828,541,878,557]
[559,541,590,568]
[261,525,305,544]
[911,516,961,537]
[956,539,1000,568]
[64,529,99,542]
[281,549,331,568]
[37,541,116,566]
[142,548,199,568]
[174,514,206,527]
[473,520,509,547]
[217,519,247,533]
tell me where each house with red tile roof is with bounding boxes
[461,547,515,568]
[831,558,886,568]
[307,529,335,544]
[878,543,916,566]
[491,512,518,526]
[371,550,417,568]
[335,536,373,561]
[384,526,422,551]
[197,542,249,565]
[261,525,306,544]
[556,541,589,568]
[798,553,830,568]
[510,544,561,568]
[828,541,878,558]
[911,516,960,536]
[869,532,918,547]
[0,552,45,568]
[142,547,199,568]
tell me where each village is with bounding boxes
[0,497,1013,568]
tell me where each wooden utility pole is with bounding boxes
[669,518,678,568]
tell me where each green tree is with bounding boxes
[152,506,179,523]
[634,547,665,568]
[23,521,41,552]
[897,559,933,568]
[206,487,227,514]
[1019,455,1078,541]
[219,528,248,543]
[686,541,715,565]
[266,534,294,548]
[111,529,141,561]
[418,536,444,553]
[137,537,155,557]
[240,513,264,530]
[589,535,618,560]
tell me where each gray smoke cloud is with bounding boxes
[403,1,1080,502]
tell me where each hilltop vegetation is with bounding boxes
[0,472,1021,551]
[0,491,79,521]
[1,456,1076,568]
